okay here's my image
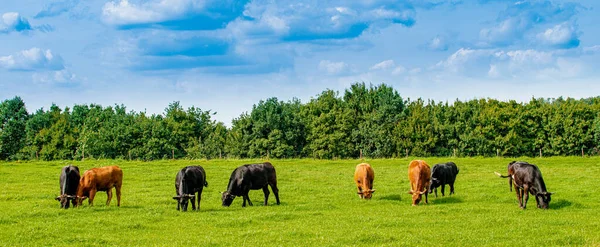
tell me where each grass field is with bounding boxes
[1,157,599,246]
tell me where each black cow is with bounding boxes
[495,161,553,209]
[221,162,280,207]
[429,162,459,197]
[172,166,208,211]
[55,165,80,209]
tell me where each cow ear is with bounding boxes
[408,190,413,194]
[370,189,376,193]
[55,196,60,201]
[357,191,363,194]
[172,196,180,200]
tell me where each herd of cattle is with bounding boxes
[55,160,553,210]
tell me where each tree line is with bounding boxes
[2,82,600,161]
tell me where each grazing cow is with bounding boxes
[429,162,459,197]
[76,166,123,207]
[172,166,208,211]
[55,165,80,209]
[354,163,375,199]
[221,162,280,207]
[495,161,553,209]
[408,160,431,206]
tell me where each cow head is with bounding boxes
[55,195,76,209]
[172,194,195,211]
[357,189,375,199]
[75,196,88,207]
[221,192,236,207]
[408,189,427,205]
[535,191,553,209]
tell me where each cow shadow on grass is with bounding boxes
[551,199,578,210]
[430,196,463,205]
[379,194,401,201]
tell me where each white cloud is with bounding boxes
[392,66,406,75]
[435,48,497,73]
[32,69,78,84]
[0,48,64,71]
[409,67,422,75]
[488,64,500,78]
[477,1,579,47]
[102,0,208,25]
[428,36,448,51]
[583,45,600,54]
[537,22,579,48]
[370,59,395,70]
[503,49,553,66]
[0,12,32,33]
[319,60,347,75]
[435,47,582,80]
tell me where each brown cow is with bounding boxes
[354,163,375,199]
[76,166,123,207]
[408,160,431,206]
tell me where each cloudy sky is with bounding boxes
[1,0,599,125]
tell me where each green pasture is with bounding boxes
[0,157,599,246]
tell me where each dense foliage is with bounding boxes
[1,83,600,160]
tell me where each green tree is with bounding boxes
[0,96,28,160]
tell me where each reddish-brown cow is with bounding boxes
[408,160,431,206]
[76,166,123,207]
[354,163,375,199]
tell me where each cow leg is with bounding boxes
[357,186,363,199]
[242,193,253,207]
[115,184,122,207]
[106,189,113,206]
[441,184,446,197]
[89,190,97,206]
[449,183,455,195]
[262,185,270,206]
[522,186,530,209]
[515,187,524,208]
[197,189,202,211]
[270,183,280,205]
[425,191,429,204]
[246,193,253,206]
[191,194,197,211]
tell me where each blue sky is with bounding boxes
[1,0,600,126]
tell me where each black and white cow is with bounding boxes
[429,162,459,197]
[55,165,80,209]
[495,161,553,209]
[173,166,207,211]
[221,162,280,207]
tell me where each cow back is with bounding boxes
[61,165,80,195]
[176,166,207,195]
[354,163,374,187]
[80,166,123,193]
[431,162,458,183]
[226,162,276,195]
[408,160,431,193]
